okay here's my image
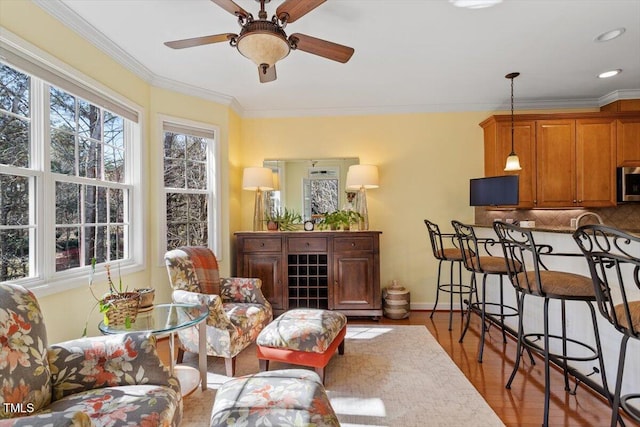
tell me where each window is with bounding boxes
[0,48,142,292]
[162,119,219,253]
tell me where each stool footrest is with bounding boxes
[521,333,600,363]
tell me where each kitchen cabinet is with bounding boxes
[235,231,382,318]
[481,112,623,208]
[617,118,640,166]
[536,118,616,207]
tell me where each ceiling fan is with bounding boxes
[164,0,355,83]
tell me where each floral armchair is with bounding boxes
[164,246,272,377]
[0,283,182,427]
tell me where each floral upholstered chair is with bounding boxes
[0,283,182,427]
[164,246,273,377]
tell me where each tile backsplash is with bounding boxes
[475,204,640,231]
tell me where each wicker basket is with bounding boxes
[102,292,140,327]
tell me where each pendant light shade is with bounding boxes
[504,72,522,172]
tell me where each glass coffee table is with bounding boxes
[99,303,208,396]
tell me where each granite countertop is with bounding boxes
[475,223,640,236]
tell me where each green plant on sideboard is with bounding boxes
[318,209,362,231]
[265,207,303,231]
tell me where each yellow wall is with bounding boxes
[241,114,485,305]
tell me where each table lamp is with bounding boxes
[243,167,274,231]
[346,164,379,230]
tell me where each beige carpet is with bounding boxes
[180,325,505,427]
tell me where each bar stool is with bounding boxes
[424,219,472,331]
[452,220,519,362]
[574,224,640,427]
[493,221,612,427]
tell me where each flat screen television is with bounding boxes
[469,175,519,206]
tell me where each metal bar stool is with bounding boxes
[452,220,519,362]
[494,221,612,427]
[574,224,640,427]
[424,219,472,331]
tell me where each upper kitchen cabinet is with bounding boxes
[481,117,536,208]
[617,118,640,166]
[537,118,616,207]
[482,112,622,209]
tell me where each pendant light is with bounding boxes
[504,72,522,171]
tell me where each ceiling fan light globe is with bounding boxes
[237,32,290,66]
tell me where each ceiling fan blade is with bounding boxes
[289,33,354,63]
[276,0,326,23]
[164,33,236,49]
[210,0,249,19]
[258,64,277,83]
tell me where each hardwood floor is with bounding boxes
[354,310,632,427]
[159,310,633,426]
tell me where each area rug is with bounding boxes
[179,325,505,427]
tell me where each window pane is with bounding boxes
[164,158,186,188]
[109,188,124,223]
[104,145,124,183]
[186,160,206,189]
[166,222,187,250]
[164,132,186,159]
[187,193,207,219]
[1,64,30,116]
[0,229,30,281]
[166,193,187,223]
[0,175,29,225]
[79,138,102,179]
[109,225,125,260]
[55,181,80,224]
[104,111,124,149]
[186,136,206,161]
[85,225,107,264]
[55,226,80,272]
[50,87,75,131]
[0,114,30,167]
[78,99,102,140]
[50,128,76,175]
[188,222,208,246]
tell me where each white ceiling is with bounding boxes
[35,0,640,118]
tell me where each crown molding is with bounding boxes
[598,89,640,107]
[241,98,603,119]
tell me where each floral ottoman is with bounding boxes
[210,369,340,427]
[256,308,347,383]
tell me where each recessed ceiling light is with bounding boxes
[594,28,626,42]
[598,69,622,79]
[449,0,503,9]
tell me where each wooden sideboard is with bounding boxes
[235,231,382,318]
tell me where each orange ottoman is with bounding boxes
[256,308,347,383]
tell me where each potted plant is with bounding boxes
[83,258,140,335]
[318,210,362,231]
[265,208,303,231]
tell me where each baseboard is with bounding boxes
[410,302,464,311]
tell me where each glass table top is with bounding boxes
[99,303,208,335]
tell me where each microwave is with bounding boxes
[617,167,640,202]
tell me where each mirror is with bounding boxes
[263,158,359,221]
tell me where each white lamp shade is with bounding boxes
[242,167,274,191]
[346,164,379,190]
[504,154,522,171]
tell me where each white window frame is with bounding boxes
[157,115,221,264]
[0,30,146,297]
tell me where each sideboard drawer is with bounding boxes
[334,236,374,252]
[287,237,328,252]
[243,238,282,252]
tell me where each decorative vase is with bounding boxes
[266,220,279,231]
